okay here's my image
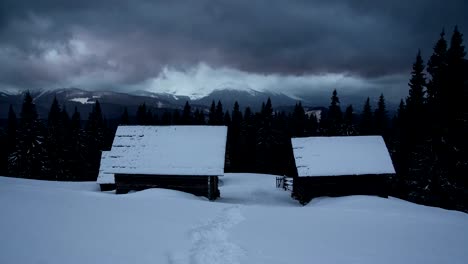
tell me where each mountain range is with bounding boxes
[0,87,397,119]
[0,88,303,119]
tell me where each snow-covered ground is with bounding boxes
[1,173,467,264]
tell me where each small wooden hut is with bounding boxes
[97,126,227,200]
[291,136,396,204]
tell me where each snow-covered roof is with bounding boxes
[97,151,115,184]
[291,136,396,177]
[97,126,227,184]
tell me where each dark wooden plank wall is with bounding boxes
[100,183,116,191]
[292,174,393,205]
[114,174,220,200]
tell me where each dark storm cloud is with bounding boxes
[0,0,467,96]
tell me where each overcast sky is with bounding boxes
[1,0,467,101]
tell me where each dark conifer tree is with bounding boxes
[228,101,243,171]
[374,94,388,137]
[181,101,192,125]
[390,99,408,198]
[6,105,17,158]
[61,106,70,129]
[60,106,73,180]
[243,107,252,123]
[262,98,273,119]
[406,50,426,123]
[427,30,447,106]
[0,106,16,174]
[325,90,343,136]
[120,107,129,125]
[404,50,432,202]
[223,111,231,126]
[343,105,357,136]
[9,92,45,179]
[360,97,373,135]
[256,98,275,172]
[208,101,216,125]
[215,101,224,125]
[85,100,106,180]
[68,107,86,180]
[240,107,256,171]
[445,26,466,115]
[146,109,153,125]
[0,129,7,175]
[44,97,68,180]
[172,110,181,125]
[306,113,319,136]
[443,26,467,208]
[426,31,448,192]
[71,107,81,133]
[136,103,147,125]
[291,102,306,137]
[161,111,172,125]
[193,109,205,125]
[231,102,243,127]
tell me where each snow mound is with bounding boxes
[123,188,206,201]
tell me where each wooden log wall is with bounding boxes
[114,174,220,200]
[292,174,393,205]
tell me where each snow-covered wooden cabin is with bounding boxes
[97,126,228,200]
[291,136,396,204]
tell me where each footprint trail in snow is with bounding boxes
[189,206,245,264]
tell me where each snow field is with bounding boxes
[1,173,467,264]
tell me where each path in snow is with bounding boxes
[188,206,245,264]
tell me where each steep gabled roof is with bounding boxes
[291,136,395,177]
[97,126,227,184]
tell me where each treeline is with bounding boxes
[390,27,468,211]
[0,27,466,211]
[0,90,382,180]
[0,94,113,181]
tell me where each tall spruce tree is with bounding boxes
[193,109,205,125]
[85,100,106,180]
[44,97,68,180]
[256,99,274,172]
[223,111,231,126]
[6,105,17,158]
[161,111,172,125]
[208,101,216,125]
[120,107,129,125]
[292,102,306,137]
[325,90,343,136]
[181,101,192,125]
[229,101,243,171]
[136,103,147,125]
[374,94,388,137]
[343,105,357,136]
[68,107,86,180]
[241,107,256,172]
[405,50,428,142]
[215,101,224,125]
[426,31,448,181]
[306,113,319,136]
[0,128,7,175]
[427,30,448,106]
[404,50,433,203]
[0,106,17,174]
[359,97,373,135]
[444,26,467,209]
[146,109,154,125]
[172,110,181,125]
[9,92,45,179]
